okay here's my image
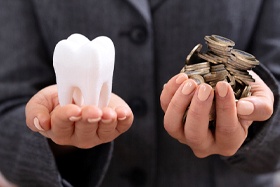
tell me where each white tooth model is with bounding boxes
[53,33,115,107]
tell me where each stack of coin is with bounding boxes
[181,34,260,122]
[204,35,235,57]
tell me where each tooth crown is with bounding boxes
[53,33,115,107]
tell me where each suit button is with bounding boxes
[128,98,147,117]
[129,26,148,44]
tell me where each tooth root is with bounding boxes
[57,86,75,106]
[80,84,100,106]
[53,34,115,107]
[98,83,111,107]
[73,88,84,106]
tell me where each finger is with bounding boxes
[184,83,214,157]
[164,79,197,141]
[237,72,274,121]
[25,96,52,132]
[81,105,102,123]
[25,85,59,132]
[50,104,81,144]
[108,93,131,110]
[26,102,51,132]
[51,104,82,124]
[69,106,102,148]
[97,107,118,142]
[160,73,188,112]
[237,97,273,121]
[115,106,134,133]
[107,93,134,133]
[214,81,248,155]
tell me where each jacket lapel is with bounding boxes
[125,0,151,24]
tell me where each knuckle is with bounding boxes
[193,151,210,158]
[178,138,187,144]
[52,137,69,146]
[76,142,95,149]
[100,128,114,135]
[100,137,114,143]
[185,132,205,148]
[217,102,232,111]
[215,124,239,135]
[186,107,201,120]
[169,100,183,113]
[262,104,274,120]
[219,149,238,157]
[98,132,115,143]
[163,119,175,134]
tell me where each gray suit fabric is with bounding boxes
[0,0,280,187]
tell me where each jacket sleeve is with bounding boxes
[223,0,280,173]
[0,1,112,186]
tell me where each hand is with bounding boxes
[25,85,134,148]
[0,172,17,187]
[160,72,273,157]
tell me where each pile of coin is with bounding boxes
[181,35,260,122]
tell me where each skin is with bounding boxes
[160,71,274,158]
[26,71,273,158]
[0,172,17,187]
[25,85,134,149]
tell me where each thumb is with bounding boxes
[237,96,273,121]
[25,85,58,132]
[237,71,274,121]
[25,97,51,132]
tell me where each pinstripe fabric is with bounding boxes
[0,0,280,186]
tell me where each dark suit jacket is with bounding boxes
[0,0,280,187]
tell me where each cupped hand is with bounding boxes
[25,85,134,148]
[160,72,273,157]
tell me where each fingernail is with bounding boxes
[118,116,127,121]
[69,116,81,122]
[217,82,228,97]
[182,80,196,95]
[101,119,112,123]
[198,84,212,101]
[34,117,45,131]
[176,73,188,84]
[237,100,254,115]
[88,117,101,123]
